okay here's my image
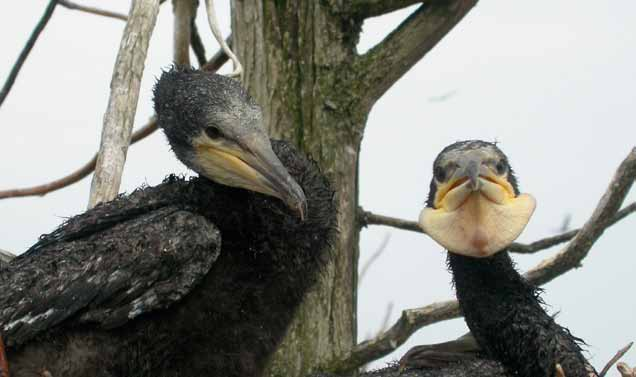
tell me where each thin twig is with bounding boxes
[0,0,57,109]
[57,0,127,21]
[190,17,207,67]
[87,0,160,208]
[0,119,156,200]
[600,342,633,377]
[327,148,636,373]
[358,201,636,254]
[0,48,229,202]
[359,233,391,285]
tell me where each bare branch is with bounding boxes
[0,47,229,202]
[202,36,231,71]
[359,209,421,233]
[190,16,207,67]
[358,201,636,254]
[525,148,636,285]
[0,119,156,200]
[172,0,196,66]
[359,233,391,285]
[87,0,160,208]
[331,148,636,372]
[325,300,460,373]
[57,0,127,21]
[600,342,633,377]
[354,0,477,111]
[0,0,57,109]
[343,0,424,19]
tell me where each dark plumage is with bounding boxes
[403,140,594,377]
[0,69,336,377]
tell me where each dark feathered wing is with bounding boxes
[0,204,220,347]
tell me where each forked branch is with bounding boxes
[330,147,636,373]
[57,0,127,21]
[354,0,477,111]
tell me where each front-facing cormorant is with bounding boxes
[0,67,336,377]
[402,141,595,377]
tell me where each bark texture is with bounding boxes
[232,3,366,376]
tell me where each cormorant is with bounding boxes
[401,141,595,377]
[0,67,336,377]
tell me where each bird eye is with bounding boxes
[205,126,222,140]
[495,160,507,175]
[434,166,447,182]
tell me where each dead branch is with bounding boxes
[328,147,636,373]
[190,13,207,67]
[172,0,197,66]
[56,0,127,21]
[354,0,477,111]
[600,342,633,377]
[358,201,636,255]
[0,0,57,109]
[87,0,160,208]
[343,0,425,19]
[0,119,155,200]
[325,300,460,374]
[0,47,229,202]
[359,233,391,285]
[525,148,636,286]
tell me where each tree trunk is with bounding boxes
[232,2,367,376]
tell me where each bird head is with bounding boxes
[419,140,536,257]
[153,67,307,219]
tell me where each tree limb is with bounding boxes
[190,16,207,67]
[354,0,477,111]
[87,0,160,208]
[525,147,636,286]
[599,342,633,377]
[56,0,127,21]
[0,47,229,202]
[330,148,636,372]
[0,0,57,109]
[342,0,424,19]
[358,201,636,254]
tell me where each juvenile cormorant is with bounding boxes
[0,67,336,377]
[402,141,595,377]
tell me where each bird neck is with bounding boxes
[448,251,537,306]
[447,251,593,377]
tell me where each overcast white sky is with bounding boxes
[1,0,635,371]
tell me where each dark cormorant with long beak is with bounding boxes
[0,67,335,377]
[401,141,595,377]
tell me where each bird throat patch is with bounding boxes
[419,188,536,257]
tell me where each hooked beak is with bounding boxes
[419,153,535,257]
[193,133,307,220]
